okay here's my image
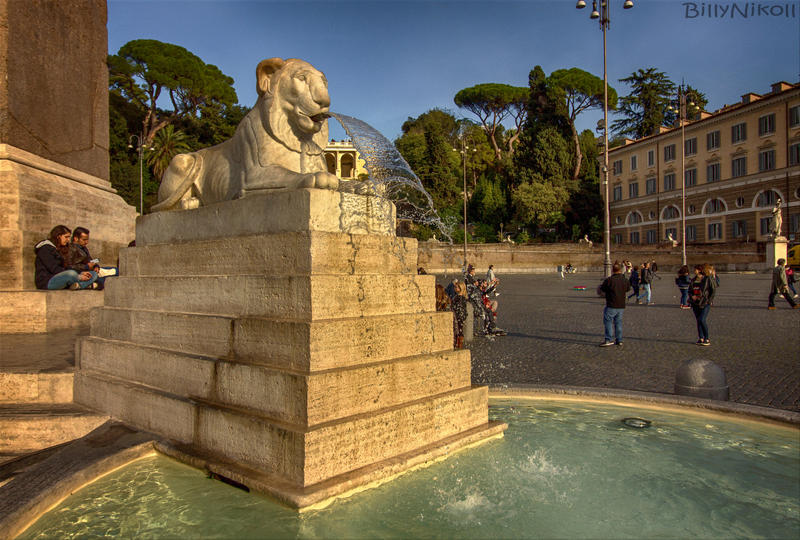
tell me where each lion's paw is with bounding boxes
[314,171,340,190]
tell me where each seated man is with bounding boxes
[69,227,118,289]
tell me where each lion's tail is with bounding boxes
[151,153,204,212]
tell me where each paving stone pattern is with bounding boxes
[447,272,799,412]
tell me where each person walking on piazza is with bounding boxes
[650,259,661,280]
[627,264,640,302]
[675,265,692,309]
[637,261,653,305]
[785,264,798,298]
[768,258,799,309]
[689,264,717,345]
[597,261,631,347]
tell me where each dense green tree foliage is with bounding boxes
[548,68,617,182]
[108,41,245,211]
[454,83,528,161]
[109,39,238,145]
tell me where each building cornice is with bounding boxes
[609,86,800,155]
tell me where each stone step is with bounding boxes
[78,336,471,424]
[89,308,454,371]
[0,290,104,334]
[194,386,489,487]
[74,371,487,487]
[0,404,108,454]
[102,274,434,319]
[121,231,417,277]
[0,371,73,404]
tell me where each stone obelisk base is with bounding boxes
[74,190,505,509]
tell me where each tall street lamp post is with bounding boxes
[455,137,475,270]
[577,0,633,277]
[668,85,698,267]
[128,133,154,215]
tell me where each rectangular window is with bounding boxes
[645,177,657,194]
[629,182,639,199]
[684,137,697,156]
[758,113,775,136]
[706,130,720,150]
[629,231,640,244]
[647,150,655,167]
[612,160,623,175]
[708,222,723,240]
[732,220,747,238]
[614,233,622,245]
[665,227,677,241]
[646,229,657,244]
[663,173,675,191]
[707,162,721,182]
[790,214,800,234]
[789,143,800,166]
[631,155,638,171]
[664,144,676,162]
[761,217,772,235]
[731,156,747,178]
[613,185,622,201]
[684,168,697,187]
[758,149,775,171]
[791,105,800,128]
[686,225,696,242]
[732,122,747,143]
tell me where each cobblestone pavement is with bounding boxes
[441,272,800,412]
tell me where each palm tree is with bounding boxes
[146,125,192,180]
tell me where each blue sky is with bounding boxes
[108,0,799,141]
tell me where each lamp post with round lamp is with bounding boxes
[576,0,633,277]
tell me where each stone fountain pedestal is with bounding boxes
[74,189,505,509]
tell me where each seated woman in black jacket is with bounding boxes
[34,225,98,290]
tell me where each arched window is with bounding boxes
[704,198,726,214]
[662,206,680,220]
[340,154,355,178]
[627,211,642,225]
[756,189,780,207]
[325,153,336,175]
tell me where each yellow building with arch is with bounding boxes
[324,139,368,179]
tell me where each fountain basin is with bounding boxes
[10,388,799,539]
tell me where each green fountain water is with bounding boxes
[20,400,799,539]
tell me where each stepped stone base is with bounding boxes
[0,144,136,291]
[75,191,505,508]
[0,290,104,333]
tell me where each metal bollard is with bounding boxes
[464,302,474,343]
[674,358,730,401]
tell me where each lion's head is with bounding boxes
[255,58,330,154]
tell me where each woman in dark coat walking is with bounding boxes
[689,264,716,345]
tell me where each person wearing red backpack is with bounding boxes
[689,264,717,345]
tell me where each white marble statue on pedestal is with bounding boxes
[770,198,784,238]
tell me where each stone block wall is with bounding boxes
[417,241,766,274]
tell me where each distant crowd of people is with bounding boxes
[597,257,797,348]
[34,225,119,291]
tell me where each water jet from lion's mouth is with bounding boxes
[310,113,331,122]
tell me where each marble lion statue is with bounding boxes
[152,58,340,212]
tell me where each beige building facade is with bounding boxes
[608,81,800,247]
[324,139,368,179]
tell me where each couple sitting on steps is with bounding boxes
[34,225,119,290]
